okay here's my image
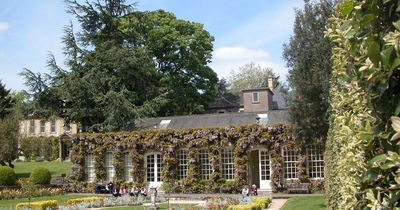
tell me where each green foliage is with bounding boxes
[283,0,334,147]
[325,0,400,209]
[228,63,277,93]
[0,80,14,119]
[0,166,16,186]
[69,124,296,193]
[0,115,20,167]
[21,1,217,131]
[30,167,51,185]
[19,137,59,161]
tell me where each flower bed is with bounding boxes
[0,187,64,200]
[16,200,58,210]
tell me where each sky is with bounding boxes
[0,0,304,91]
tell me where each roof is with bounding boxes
[272,85,288,110]
[206,92,241,109]
[242,88,274,95]
[134,110,288,130]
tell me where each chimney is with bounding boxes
[267,77,275,90]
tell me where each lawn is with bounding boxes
[12,161,72,178]
[280,196,326,210]
[0,195,93,208]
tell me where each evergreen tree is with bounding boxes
[21,0,217,131]
[283,0,334,146]
[0,80,13,119]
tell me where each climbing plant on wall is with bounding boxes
[69,124,310,193]
[325,0,400,209]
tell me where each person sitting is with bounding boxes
[119,185,127,196]
[130,186,139,197]
[241,185,249,196]
[112,186,120,197]
[140,187,147,197]
[251,184,258,196]
[107,181,114,194]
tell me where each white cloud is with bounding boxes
[219,1,303,48]
[210,46,288,82]
[0,22,10,32]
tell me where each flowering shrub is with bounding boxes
[70,124,307,192]
[0,187,64,200]
[16,200,57,210]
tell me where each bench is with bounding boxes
[286,183,310,194]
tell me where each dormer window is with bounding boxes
[252,92,259,103]
[159,120,171,129]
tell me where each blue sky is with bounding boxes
[0,0,303,91]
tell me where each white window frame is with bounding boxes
[85,155,95,183]
[145,153,163,182]
[282,147,298,179]
[221,148,235,180]
[252,92,259,103]
[124,153,133,182]
[177,149,188,180]
[105,153,115,182]
[307,145,324,179]
[199,149,212,180]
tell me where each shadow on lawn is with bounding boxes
[17,173,30,178]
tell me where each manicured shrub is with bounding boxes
[65,197,104,206]
[16,200,57,210]
[30,167,51,185]
[0,166,16,186]
[227,196,270,210]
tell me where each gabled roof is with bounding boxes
[134,110,288,130]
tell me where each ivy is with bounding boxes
[69,124,314,193]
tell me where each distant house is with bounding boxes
[20,117,78,137]
[19,117,79,160]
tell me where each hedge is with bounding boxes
[19,136,60,161]
[16,200,57,210]
[227,196,270,210]
[325,0,400,209]
[65,196,104,206]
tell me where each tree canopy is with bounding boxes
[283,0,334,146]
[228,62,277,93]
[21,0,217,132]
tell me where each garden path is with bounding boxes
[269,198,287,210]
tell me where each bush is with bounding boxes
[16,200,57,210]
[30,167,51,185]
[227,196,270,210]
[0,166,16,186]
[65,197,104,206]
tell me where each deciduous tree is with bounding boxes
[228,63,277,93]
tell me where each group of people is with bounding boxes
[104,181,148,197]
[241,184,258,196]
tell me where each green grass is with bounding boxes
[13,161,72,178]
[0,195,93,208]
[280,196,326,210]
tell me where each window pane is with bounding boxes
[105,153,115,181]
[221,148,234,180]
[177,150,188,179]
[308,145,324,178]
[199,149,212,180]
[283,148,298,179]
